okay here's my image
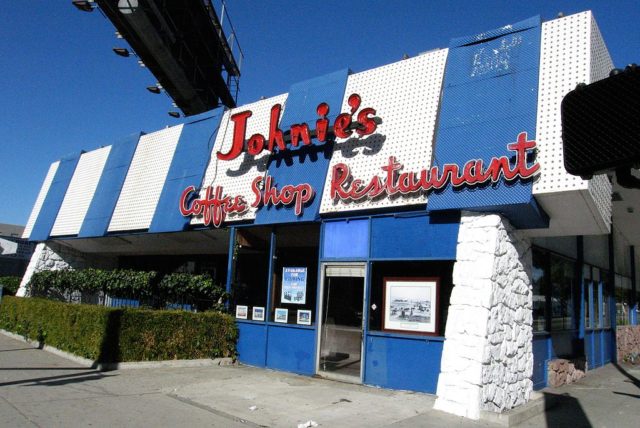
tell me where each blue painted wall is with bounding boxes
[364,333,443,393]
[30,151,83,241]
[149,113,224,233]
[370,212,459,260]
[236,322,268,367]
[532,334,550,390]
[322,219,369,259]
[266,325,316,375]
[78,133,140,237]
[427,16,547,229]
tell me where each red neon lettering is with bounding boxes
[179,185,247,228]
[331,133,540,203]
[217,111,251,161]
[215,94,379,161]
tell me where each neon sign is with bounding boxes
[217,93,379,161]
[181,132,539,227]
[330,132,539,202]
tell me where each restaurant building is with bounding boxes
[17,11,639,419]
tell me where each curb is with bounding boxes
[0,329,235,370]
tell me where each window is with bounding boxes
[269,224,319,325]
[583,265,591,329]
[615,274,632,326]
[592,268,600,328]
[550,255,575,331]
[368,261,454,336]
[602,271,611,328]
[532,248,548,332]
[532,247,577,332]
[231,227,272,320]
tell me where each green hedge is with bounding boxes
[0,276,20,296]
[0,296,237,362]
[27,269,227,311]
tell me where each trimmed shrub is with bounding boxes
[158,273,227,311]
[0,276,21,296]
[0,296,237,362]
[28,269,157,301]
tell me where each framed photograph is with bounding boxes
[281,267,307,304]
[235,305,248,320]
[252,306,265,321]
[274,308,288,323]
[383,277,439,335]
[297,309,312,326]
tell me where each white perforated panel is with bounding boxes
[192,94,288,224]
[109,125,183,232]
[50,146,112,236]
[22,161,60,239]
[319,50,448,214]
[533,11,592,195]
[587,15,614,227]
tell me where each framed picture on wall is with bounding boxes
[252,306,265,321]
[235,305,248,320]
[297,309,311,325]
[274,308,288,323]
[382,277,439,335]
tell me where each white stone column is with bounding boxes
[16,242,89,297]
[434,212,533,419]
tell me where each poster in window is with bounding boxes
[281,267,307,304]
[383,277,439,335]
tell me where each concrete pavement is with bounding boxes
[2,332,640,427]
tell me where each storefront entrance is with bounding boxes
[317,264,366,383]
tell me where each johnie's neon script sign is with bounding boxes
[217,93,379,161]
[180,132,539,228]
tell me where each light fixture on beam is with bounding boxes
[72,1,95,12]
[146,85,161,94]
[112,47,131,57]
[168,112,181,118]
[115,31,123,39]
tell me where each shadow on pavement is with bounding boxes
[612,362,640,388]
[0,370,110,387]
[542,392,592,427]
[0,347,35,352]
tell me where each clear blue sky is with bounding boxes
[1,1,638,226]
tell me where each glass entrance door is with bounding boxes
[317,264,365,382]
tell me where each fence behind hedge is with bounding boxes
[0,296,237,362]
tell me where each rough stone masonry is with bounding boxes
[434,212,533,419]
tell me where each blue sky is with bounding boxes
[1,1,638,226]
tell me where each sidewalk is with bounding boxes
[2,331,640,427]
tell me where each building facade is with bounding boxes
[18,11,639,419]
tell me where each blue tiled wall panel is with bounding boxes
[322,219,370,259]
[364,334,443,393]
[265,325,316,375]
[370,213,459,260]
[30,152,83,241]
[78,133,141,237]
[254,69,349,225]
[236,322,268,367]
[149,113,224,233]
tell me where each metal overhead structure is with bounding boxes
[90,0,243,116]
